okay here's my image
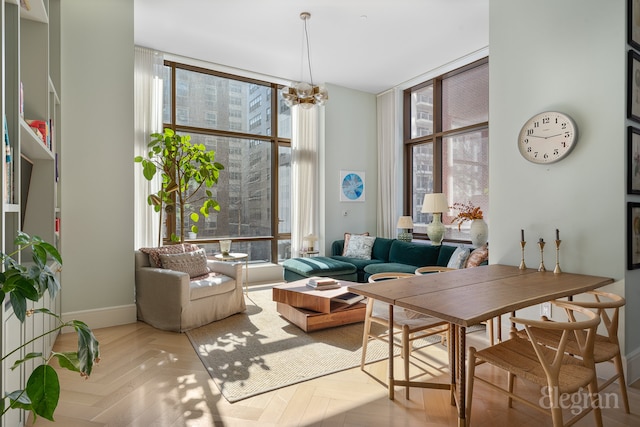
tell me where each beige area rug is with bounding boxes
[186,284,482,403]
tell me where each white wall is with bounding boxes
[490,0,633,368]
[321,83,377,253]
[60,0,136,326]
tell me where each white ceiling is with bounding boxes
[134,0,489,94]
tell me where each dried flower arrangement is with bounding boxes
[450,201,483,230]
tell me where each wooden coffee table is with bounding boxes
[272,279,366,332]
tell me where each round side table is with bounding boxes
[213,252,249,294]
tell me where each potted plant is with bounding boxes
[135,128,224,245]
[1,232,100,422]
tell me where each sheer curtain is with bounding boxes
[376,89,400,238]
[291,106,320,257]
[134,46,163,249]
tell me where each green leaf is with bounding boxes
[189,212,199,223]
[73,320,100,376]
[9,292,27,322]
[12,352,44,370]
[39,242,62,265]
[52,352,81,373]
[6,389,32,411]
[26,365,60,421]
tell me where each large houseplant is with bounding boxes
[135,128,224,245]
[1,232,100,422]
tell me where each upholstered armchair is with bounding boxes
[135,249,246,332]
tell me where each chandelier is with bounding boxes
[282,12,328,108]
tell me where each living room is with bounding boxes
[11,0,636,425]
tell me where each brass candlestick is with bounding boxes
[519,241,527,270]
[538,240,546,272]
[554,239,562,274]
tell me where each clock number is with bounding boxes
[543,153,549,159]
[533,121,540,128]
[527,146,532,153]
[561,122,567,129]
[527,129,534,136]
[553,149,559,156]
[542,117,550,124]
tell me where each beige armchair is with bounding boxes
[135,250,246,332]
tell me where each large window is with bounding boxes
[161,62,292,263]
[405,58,489,242]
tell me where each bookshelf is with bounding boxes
[1,0,61,425]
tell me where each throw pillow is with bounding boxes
[465,244,489,268]
[342,232,370,256]
[158,248,210,279]
[342,235,376,260]
[139,243,201,268]
[447,246,471,269]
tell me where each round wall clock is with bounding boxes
[517,111,578,164]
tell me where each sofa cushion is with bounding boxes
[437,245,458,267]
[283,256,357,277]
[388,240,440,267]
[159,248,210,279]
[139,243,200,268]
[189,273,235,300]
[466,244,489,268]
[342,232,370,255]
[446,246,471,269]
[343,235,376,259]
[364,262,421,276]
[371,237,395,262]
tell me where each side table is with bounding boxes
[213,252,249,294]
[300,250,319,257]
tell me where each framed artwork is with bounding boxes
[630,0,640,51]
[339,170,365,202]
[629,127,640,194]
[628,50,640,123]
[628,202,640,269]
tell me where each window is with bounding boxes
[404,58,489,242]
[161,61,292,263]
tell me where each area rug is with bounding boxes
[186,284,481,403]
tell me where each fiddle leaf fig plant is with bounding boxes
[0,232,100,422]
[135,128,224,244]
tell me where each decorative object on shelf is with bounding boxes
[281,12,328,109]
[451,200,487,246]
[470,219,488,247]
[554,228,562,274]
[517,111,578,164]
[519,229,527,270]
[627,202,640,270]
[135,128,225,245]
[396,216,414,242]
[219,239,232,256]
[0,232,99,422]
[422,193,448,246]
[187,231,197,240]
[537,238,546,272]
[303,233,318,251]
[339,170,365,202]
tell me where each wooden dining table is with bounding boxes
[347,264,614,427]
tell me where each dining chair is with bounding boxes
[361,272,449,399]
[467,301,602,427]
[518,290,629,414]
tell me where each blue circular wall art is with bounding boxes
[340,171,365,201]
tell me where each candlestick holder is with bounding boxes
[519,241,527,270]
[538,240,546,272]
[554,239,562,274]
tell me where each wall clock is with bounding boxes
[340,170,365,202]
[517,111,578,164]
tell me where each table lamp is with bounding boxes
[396,216,414,242]
[421,193,448,246]
[303,234,318,251]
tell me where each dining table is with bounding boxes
[347,264,614,427]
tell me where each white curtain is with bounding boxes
[376,90,399,238]
[134,46,163,249]
[291,106,320,257]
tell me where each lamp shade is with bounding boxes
[421,193,448,213]
[396,216,414,229]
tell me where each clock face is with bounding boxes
[518,111,578,164]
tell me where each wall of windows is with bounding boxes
[404,58,489,242]
[161,62,292,263]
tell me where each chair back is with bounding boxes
[560,290,624,346]
[368,272,415,283]
[414,266,455,275]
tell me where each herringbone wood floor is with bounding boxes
[25,290,640,427]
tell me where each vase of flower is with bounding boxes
[470,219,488,247]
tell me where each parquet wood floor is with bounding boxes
[24,290,640,427]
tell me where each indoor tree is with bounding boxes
[135,128,224,245]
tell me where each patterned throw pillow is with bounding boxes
[342,235,376,260]
[158,248,210,279]
[139,243,200,268]
[465,244,489,268]
[342,232,370,255]
[447,246,471,269]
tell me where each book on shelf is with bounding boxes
[330,292,365,306]
[306,276,341,290]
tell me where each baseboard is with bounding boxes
[61,304,137,333]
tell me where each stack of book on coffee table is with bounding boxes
[306,276,341,290]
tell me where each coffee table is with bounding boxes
[272,279,366,332]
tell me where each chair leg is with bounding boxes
[403,324,410,399]
[547,382,565,427]
[507,372,515,408]
[360,301,374,370]
[466,347,477,426]
[588,378,604,427]
[613,352,631,414]
[488,318,494,346]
